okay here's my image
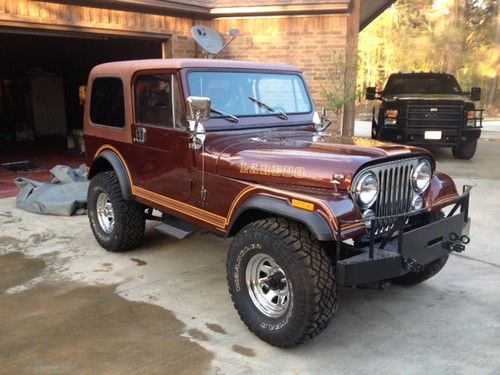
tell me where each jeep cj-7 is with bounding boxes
[84,59,471,347]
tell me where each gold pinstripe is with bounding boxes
[132,186,227,227]
[432,193,459,206]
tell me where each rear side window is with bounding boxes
[90,77,125,128]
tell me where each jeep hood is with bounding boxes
[205,130,430,191]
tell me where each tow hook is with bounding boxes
[445,233,470,253]
[448,242,465,252]
[404,257,423,272]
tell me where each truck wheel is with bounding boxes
[227,217,337,347]
[371,119,378,139]
[452,139,477,160]
[392,211,448,286]
[87,171,145,252]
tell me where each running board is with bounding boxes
[154,214,198,240]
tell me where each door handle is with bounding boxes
[133,127,146,144]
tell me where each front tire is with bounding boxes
[227,217,337,347]
[87,171,145,252]
[452,139,477,160]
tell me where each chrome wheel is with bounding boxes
[245,253,290,318]
[96,192,114,234]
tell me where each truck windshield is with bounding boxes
[187,71,312,119]
[384,75,462,95]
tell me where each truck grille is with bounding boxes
[407,104,463,129]
[353,158,420,233]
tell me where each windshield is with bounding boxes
[384,75,462,95]
[187,71,312,119]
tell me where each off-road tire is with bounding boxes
[452,139,477,160]
[392,211,448,286]
[87,171,145,252]
[227,217,337,347]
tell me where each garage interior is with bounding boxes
[0,30,164,197]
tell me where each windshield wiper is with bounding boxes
[248,97,288,120]
[210,108,239,123]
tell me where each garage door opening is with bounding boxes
[0,32,163,145]
[0,31,164,198]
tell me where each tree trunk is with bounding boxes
[342,0,361,137]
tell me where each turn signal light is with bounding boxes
[466,111,476,127]
[385,109,398,119]
[291,199,315,212]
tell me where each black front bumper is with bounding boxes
[335,187,472,286]
[379,127,481,147]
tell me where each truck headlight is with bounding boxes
[353,171,379,209]
[384,109,398,125]
[412,159,432,193]
[466,111,476,127]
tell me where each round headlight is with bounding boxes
[412,159,432,193]
[354,171,379,209]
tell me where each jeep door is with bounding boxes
[131,71,192,201]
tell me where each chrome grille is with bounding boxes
[353,158,420,233]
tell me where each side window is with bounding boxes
[134,74,183,128]
[90,77,125,128]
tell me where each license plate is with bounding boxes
[424,131,442,140]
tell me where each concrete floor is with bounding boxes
[1,129,499,374]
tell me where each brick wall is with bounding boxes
[0,0,197,55]
[211,16,348,111]
[0,1,354,125]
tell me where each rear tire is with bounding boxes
[452,139,477,160]
[227,217,337,347]
[392,211,448,286]
[87,171,145,252]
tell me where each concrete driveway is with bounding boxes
[1,129,499,374]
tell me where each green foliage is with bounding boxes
[319,50,358,116]
[358,0,499,114]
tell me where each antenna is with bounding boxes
[191,26,240,58]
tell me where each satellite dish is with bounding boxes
[192,25,240,58]
[192,26,224,55]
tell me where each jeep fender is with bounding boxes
[424,172,459,209]
[228,196,334,241]
[89,150,132,200]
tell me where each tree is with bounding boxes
[319,49,358,132]
[357,0,499,114]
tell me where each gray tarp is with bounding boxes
[15,165,89,216]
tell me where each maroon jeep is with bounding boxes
[84,59,471,347]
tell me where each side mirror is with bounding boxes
[470,87,481,101]
[186,96,210,149]
[313,107,332,133]
[186,96,211,127]
[366,87,377,101]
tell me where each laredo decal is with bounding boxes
[240,163,305,178]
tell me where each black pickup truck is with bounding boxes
[367,72,483,159]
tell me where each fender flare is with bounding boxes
[89,150,132,200]
[229,196,334,241]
